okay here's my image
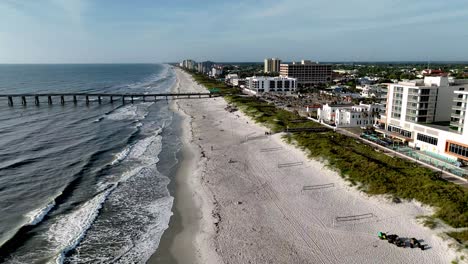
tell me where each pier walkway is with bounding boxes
[0,92,218,106]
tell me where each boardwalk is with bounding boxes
[0,92,218,106]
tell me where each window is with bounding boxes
[270,81,275,88]
[417,133,438,145]
[447,142,468,159]
[420,96,429,102]
[421,89,430,95]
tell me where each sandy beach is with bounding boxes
[153,68,461,264]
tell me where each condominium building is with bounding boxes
[450,90,468,135]
[379,76,468,163]
[244,76,297,94]
[279,60,332,85]
[181,59,196,70]
[264,58,281,73]
[197,61,215,74]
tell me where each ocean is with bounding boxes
[0,64,180,263]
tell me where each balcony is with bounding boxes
[453,96,466,103]
[452,105,465,111]
[405,112,418,117]
[450,121,464,128]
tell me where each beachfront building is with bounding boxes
[318,103,383,128]
[232,78,246,87]
[244,76,297,95]
[197,61,215,74]
[225,73,239,86]
[279,60,332,86]
[379,76,468,163]
[264,58,281,73]
[210,67,223,78]
[181,59,196,70]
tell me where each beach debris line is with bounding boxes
[378,232,426,250]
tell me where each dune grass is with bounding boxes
[447,230,468,249]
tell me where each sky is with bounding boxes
[1,0,468,63]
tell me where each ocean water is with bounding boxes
[0,64,180,263]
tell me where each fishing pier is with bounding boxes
[0,92,218,106]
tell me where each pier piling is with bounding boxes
[2,92,216,107]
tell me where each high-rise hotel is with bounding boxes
[379,76,468,163]
[279,60,332,85]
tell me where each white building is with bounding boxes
[225,74,239,86]
[357,84,387,99]
[245,76,297,94]
[318,103,383,127]
[231,78,246,87]
[181,59,196,70]
[210,67,223,78]
[379,76,468,163]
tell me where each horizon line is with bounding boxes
[1,60,468,65]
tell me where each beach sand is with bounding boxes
[151,68,460,264]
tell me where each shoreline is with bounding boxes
[148,70,219,264]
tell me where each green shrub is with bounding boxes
[447,230,468,249]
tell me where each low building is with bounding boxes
[244,76,297,94]
[318,103,383,127]
[225,74,239,86]
[232,78,246,87]
[358,84,387,99]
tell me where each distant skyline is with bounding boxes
[1,0,468,63]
